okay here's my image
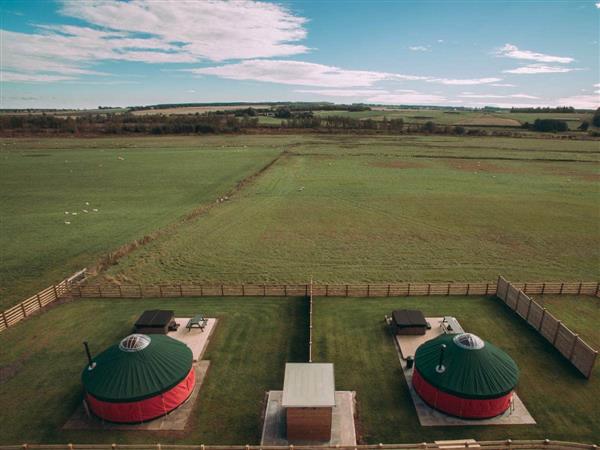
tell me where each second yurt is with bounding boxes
[412,333,519,419]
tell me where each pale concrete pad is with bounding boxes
[261,391,357,446]
[63,361,210,431]
[401,361,535,426]
[395,317,444,360]
[169,318,217,361]
[391,326,536,426]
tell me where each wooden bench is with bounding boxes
[186,315,208,332]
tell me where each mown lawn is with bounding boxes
[312,296,600,444]
[0,295,597,444]
[0,296,309,444]
[107,136,600,284]
[0,137,282,309]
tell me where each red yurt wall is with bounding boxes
[412,369,513,419]
[86,366,195,423]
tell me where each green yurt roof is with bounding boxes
[82,334,193,402]
[414,333,519,399]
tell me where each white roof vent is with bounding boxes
[453,333,485,350]
[119,334,151,352]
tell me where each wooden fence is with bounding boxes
[496,277,598,378]
[0,440,596,450]
[0,269,86,333]
[71,281,502,298]
[308,280,314,363]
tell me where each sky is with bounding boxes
[1,0,599,109]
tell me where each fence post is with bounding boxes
[118,285,123,298]
[263,284,266,296]
[387,284,391,296]
[221,285,225,296]
[553,321,562,345]
[159,285,163,297]
[21,302,27,318]
[485,283,489,295]
[447,283,451,296]
[466,283,470,295]
[427,283,431,295]
[559,282,564,294]
[179,284,183,297]
[242,284,245,296]
[325,285,329,297]
[284,285,287,296]
[36,294,43,309]
[515,290,522,312]
[367,284,371,297]
[541,282,546,295]
[525,296,533,321]
[407,283,411,296]
[52,284,59,299]
[569,335,579,360]
[539,308,547,331]
[138,284,143,298]
[346,284,349,297]
[577,282,582,295]
[595,282,600,297]
[1,312,7,329]
[200,285,204,296]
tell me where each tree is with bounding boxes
[592,108,600,128]
[532,119,568,132]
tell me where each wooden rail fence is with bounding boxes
[0,439,597,450]
[308,279,314,363]
[0,269,87,333]
[70,280,600,299]
[496,277,598,378]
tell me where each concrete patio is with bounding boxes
[63,360,210,431]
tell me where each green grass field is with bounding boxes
[0,295,598,444]
[104,135,600,285]
[312,109,593,130]
[0,137,281,309]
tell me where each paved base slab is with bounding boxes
[261,391,356,446]
[63,361,210,431]
[392,325,536,426]
[395,317,444,359]
[169,318,218,361]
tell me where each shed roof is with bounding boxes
[281,363,335,408]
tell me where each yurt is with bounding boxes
[82,334,195,423]
[412,333,519,419]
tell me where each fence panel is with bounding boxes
[515,293,531,319]
[570,340,598,378]
[526,302,545,329]
[554,323,578,359]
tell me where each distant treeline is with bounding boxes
[129,102,371,112]
[510,106,576,113]
[2,108,599,137]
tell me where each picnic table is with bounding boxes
[186,315,208,332]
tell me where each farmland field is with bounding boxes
[102,135,600,285]
[0,137,281,309]
[0,295,598,444]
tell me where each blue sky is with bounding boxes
[1,0,599,109]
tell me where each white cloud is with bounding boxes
[295,89,388,97]
[490,83,516,87]
[2,0,309,82]
[428,77,503,85]
[459,93,540,99]
[437,39,444,43]
[2,71,77,82]
[190,60,427,87]
[596,2,600,8]
[366,92,447,105]
[555,94,600,109]
[503,64,582,74]
[495,44,574,64]
[408,46,429,52]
